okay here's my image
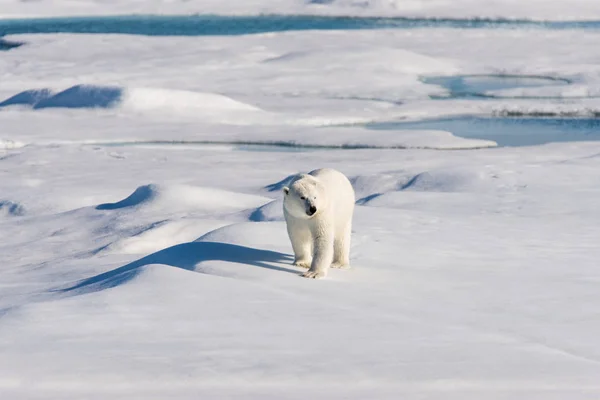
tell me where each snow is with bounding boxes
[2,141,600,399]
[0,139,26,149]
[0,0,600,20]
[2,10,600,400]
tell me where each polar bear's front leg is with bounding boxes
[287,222,313,268]
[332,222,351,269]
[302,231,334,279]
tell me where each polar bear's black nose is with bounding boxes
[308,206,317,215]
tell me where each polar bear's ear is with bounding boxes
[283,186,289,195]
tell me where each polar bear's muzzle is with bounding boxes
[306,205,317,216]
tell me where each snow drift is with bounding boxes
[96,183,270,213]
[0,85,268,123]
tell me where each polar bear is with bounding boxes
[282,168,355,279]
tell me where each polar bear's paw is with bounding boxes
[301,270,326,279]
[331,261,350,269]
[293,259,312,269]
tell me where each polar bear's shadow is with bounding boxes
[62,242,295,295]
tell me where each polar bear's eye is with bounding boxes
[300,196,306,200]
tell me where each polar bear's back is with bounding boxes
[309,168,355,222]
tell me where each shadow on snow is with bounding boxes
[0,85,122,109]
[62,241,295,294]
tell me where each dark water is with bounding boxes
[1,15,600,37]
[369,117,600,147]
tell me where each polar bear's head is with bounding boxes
[283,174,326,219]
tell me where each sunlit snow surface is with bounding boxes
[2,5,600,400]
[1,0,600,20]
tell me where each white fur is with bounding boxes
[282,168,355,279]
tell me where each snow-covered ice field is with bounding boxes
[2,1,600,399]
[1,0,600,20]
